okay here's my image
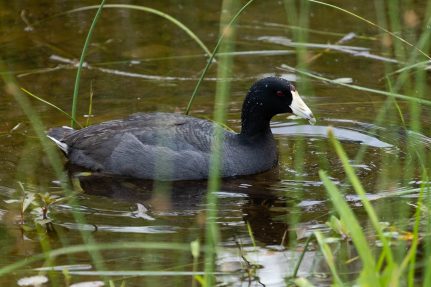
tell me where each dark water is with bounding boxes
[1,1,431,286]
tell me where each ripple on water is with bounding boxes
[271,122,393,149]
[59,223,178,234]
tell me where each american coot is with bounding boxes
[48,77,315,181]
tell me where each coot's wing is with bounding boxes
[61,113,221,179]
[63,112,215,153]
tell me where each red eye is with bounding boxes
[276,90,284,97]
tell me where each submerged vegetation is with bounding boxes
[1,0,431,286]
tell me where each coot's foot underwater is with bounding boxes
[48,77,315,181]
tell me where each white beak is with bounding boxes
[290,90,316,125]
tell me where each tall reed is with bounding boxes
[204,1,239,285]
[71,0,106,128]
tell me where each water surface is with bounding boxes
[1,1,430,286]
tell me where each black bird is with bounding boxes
[48,77,315,180]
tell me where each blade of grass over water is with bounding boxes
[389,3,431,94]
[404,178,427,287]
[306,0,431,61]
[20,87,83,128]
[282,0,314,262]
[85,80,94,127]
[292,234,314,278]
[0,59,108,278]
[61,4,212,59]
[259,22,377,40]
[314,232,343,286]
[63,271,229,276]
[185,0,255,115]
[279,64,431,106]
[204,1,239,285]
[385,60,430,78]
[0,242,190,277]
[327,129,394,268]
[0,66,67,77]
[1,61,67,188]
[71,0,106,128]
[425,176,431,286]
[318,170,378,284]
[385,77,406,128]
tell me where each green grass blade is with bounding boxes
[203,1,240,285]
[280,64,431,106]
[314,231,344,286]
[292,234,313,278]
[1,59,108,276]
[71,0,106,128]
[1,63,66,183]
[318,170,378,283]
[385,60,430,78]
[64,4,212,58]
[85,81,94,127]
[396,173,428,286]
[327,128,394,266]
[20,87,82,128]
[307,0,431,60]
[0,242,189,277]
[185,0,255,115]
[384,77,406,128]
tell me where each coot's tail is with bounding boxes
[47,126,75,154]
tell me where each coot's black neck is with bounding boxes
[239,92,273,141]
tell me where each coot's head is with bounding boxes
[242,77,315,124]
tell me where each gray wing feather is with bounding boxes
[109,132,210,180]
